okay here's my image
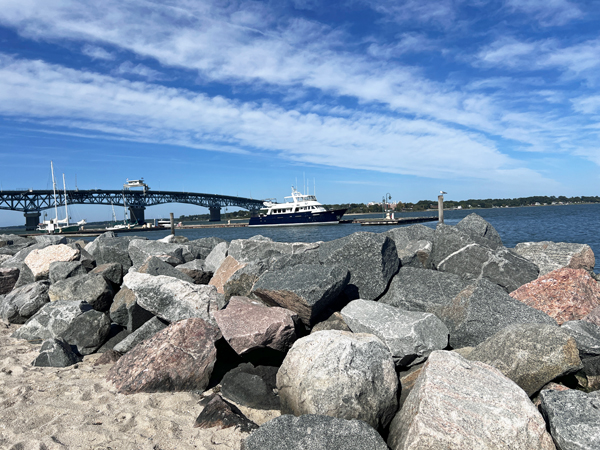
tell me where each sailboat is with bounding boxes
[105,194,138,231]
[37,161,86,233]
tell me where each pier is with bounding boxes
[353,217,437,226]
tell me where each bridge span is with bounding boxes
[0,189,266,230]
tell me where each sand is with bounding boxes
[0,324,280,450]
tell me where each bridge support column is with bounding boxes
[128,206,146,224]
[209,207,221,222]
[24,212,41,231]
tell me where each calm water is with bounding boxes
[126,203,600,272]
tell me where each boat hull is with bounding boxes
[248,208,347,227]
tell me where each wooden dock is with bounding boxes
[354,217,437,226]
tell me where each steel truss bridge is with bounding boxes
[0,189,266,229]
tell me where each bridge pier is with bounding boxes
[209,207,221,222]
[24,212,41,231]
[128,206,145,224]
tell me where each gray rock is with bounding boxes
[481,247,540,293]
[228,238,320,270]
[123,272,219,324]
[87,236,137,270]
[455,213,503,249]
[204,241,229,273]
[158,234,189,244]
[310,312,351,334]
[241,414,389,450]
[48,260,86,284]
[188,237,228,260]
[194,394,258,433]
[34,235,67,246]
[67,242,96,272]
[387,350,555,450]
[0,281,50,324]
[128,239,194,268]
[175,259,212,284]
[223,261,267,301]
[0,254,12,265]
[467,323,582,396]
[137,256,194,283]
[252,264,350,326]
[318,232,399,300]
[575,355,600,392]
[109,286,155,332]
[48,274,115,312]
[383,224,434,268]
[31,338,81,367]
[113,316,168,353]
[0,267,19,294]
[221,363,280,410]
[12,300,111,355]
[277,330,398,430]
[514,241,596,275]
[341,299,448,367]
[12,263,34,290]
[540,389,600,450]
[95,325,130,353]
[0,234,35,248]
[561,320,600,358]
[90,263,123,288]
[24,244,80,281]
[381,269,556,348]
[0,242,47,267]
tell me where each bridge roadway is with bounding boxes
[0,189,266,230]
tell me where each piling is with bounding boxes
[438,195,444,224]
[170,213,175,235]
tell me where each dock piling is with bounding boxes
[170,213,175,235]
[438,194,444,224]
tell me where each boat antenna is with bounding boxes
[63,173,69,226]
[51,161,58,224]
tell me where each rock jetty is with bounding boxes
[2,214,600,449]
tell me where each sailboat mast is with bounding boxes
[62,174,70,226]
[51,161,58,223]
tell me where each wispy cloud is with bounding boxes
[113,61,166,81]
[81,44,115,61]
[504,0,583,26]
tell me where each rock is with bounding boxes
[387,350,555,450]
[252,264,350,326]
[128,239,194,268]
[123,272,219,324]
[34,235,67,246]
[228,238,320,268]
[583,306,600,327]
[318,232,399,300]
[397,363,424,409]
[175,259,212,284]
[576,356,600,392]
[90,263,123,288]
[0,267,19,294]
[94,349,123,365]
[31,338,81,367]
[188,237,228,260]
[221,363,280,410]
[213,296,298,355]
[106,318,221,394]
[467,323,582,396]
[514,241,595,275]
[12,263,34,290]
[86,236,137,270]
[277,330,398,430]
[24,244,80,280]
[12,300,111,355]
[109,286,155,332]
[194,394,258,433]
[48,260,86,284]
[241,414,389,450]
[1,242,47,267]
[137,256,194,283]
[0,281,50,324]
[510,268,600,324]
[381,269,556,348]
[561,320,600,358]
[0,254,12,265]
[383,225,434,268]
[480,247,540,293]
[341,299,448,367]
[209,256,247,294]
[95,325,129,353]
[204,241,229,273]
[113,316,168,353]
[455,213,503,249]
[159,234,189,244]
[310,312,351,334]
[223,261,267,301]
[539,389,600,450]
[48,274,114,312]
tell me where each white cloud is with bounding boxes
[114,61,166,81]
[81,44,115,60]
[504,0,582,26]
[572,96,600,115]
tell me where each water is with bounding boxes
[127,203,600,271]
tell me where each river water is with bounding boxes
[130,203,600,272]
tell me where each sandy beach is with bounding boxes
[0,324,278,450]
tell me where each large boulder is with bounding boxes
[467,323,582,396]
[381,268,556,348]
[48,260,87,284]
[576,356,600,392]
[137,256,194,283]
[252,264,350,326]
[510,268,600,324]
[106,318,221,394]
[383,224,434,268]
[213,296,298,355]
[85,235,138,270]
[455,213,503,249]
[561,320,600,358]
[223,261,268,301]
[341,299,448,367]
[90,263,123,289]
[175,259,212,285]
[31,338,81,367]
[12,300,111,355]
[220,363,280,410]
[277,330,398,430]
[514,241,595,275]
[34,235,67,246]
[228,238,320,268]
[204,241,229,273]
[24,244,80,280]
[387,350,555,450]
[187,237,227,260]
[109,286,154,332]
[318,232,399,300]
[539,389,600,450]
[209,256,247,294]
[241,414,389,450]
[0,281,50,324]
[123,272,220,324]
[128,239,194,268]
[112,316,168,353]
[48,274,115,312]
[194,394,258,433]
[0,267,19,294]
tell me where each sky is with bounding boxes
[1,0,599,226]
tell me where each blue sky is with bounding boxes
[0,0,599,226]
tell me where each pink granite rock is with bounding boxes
[213,296,298,355]
[106,318,221,394]
[510,268,600,325]
[24,244,80,280]
[209,256,246,294]
[0,267,19,294]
